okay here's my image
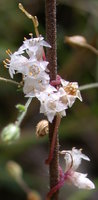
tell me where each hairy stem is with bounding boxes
[45,115,61,164]
[0,77,19,85]
[45,0,57,80]
[79,82,98,91]
[45,0,59,199]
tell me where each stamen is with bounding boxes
[29,33,33,38]
[38,80,42,83]
[6,58,10,63]
[4,65,7,68]
[8,49,12,54]
[6,49,12,56]
[24,37,27,41]
[29,72,33,76]
[3,60,7,65]
[64,83,77,95]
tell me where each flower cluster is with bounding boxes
[5,35,82,122]
[47,148,95,199]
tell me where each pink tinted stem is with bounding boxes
[46,178,65,200]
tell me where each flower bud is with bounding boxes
[27,191,41,200]
[1,123,20,143]
[36,120,49,137]
[16,104,26,112]
[65,36,87,47]
[6,161,23,180]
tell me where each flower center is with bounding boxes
[64,83,77,95]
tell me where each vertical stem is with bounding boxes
[45,0,59,200]
[49,120,59,200]
[45,0,57,80]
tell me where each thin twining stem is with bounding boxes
[79,83,98,91]
[19,3,39,37]
[0,77,19,85]
[15,97,32,127]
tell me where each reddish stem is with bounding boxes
[46,170,69,200]
[46,178,65,200]
[59,166,64,178]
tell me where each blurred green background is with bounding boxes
[0,0,98,199]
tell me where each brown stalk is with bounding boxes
[45,0,59,199]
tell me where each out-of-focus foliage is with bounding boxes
[0,0,98,199]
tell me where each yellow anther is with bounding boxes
[3,60,7,65]
[29,33,33,37]
[8,49,12,54]
[6,58,10,63]
[38,80,42,83]
[24,37,27,41]
[29,72,33,76]
[6,50,9,55]
[6,49,12,56]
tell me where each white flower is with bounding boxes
[61,79,82,107]
[23,72,50,97]
[19,36,51,60]
[6,36,50,79]
[6,53,29,78]
[27,59,49,78]
[62,147,90,171]
[38,88,68,122]
[69,171,95,189]
[5,35,83,123]
[7,54,49,79]
[60,148,95,190]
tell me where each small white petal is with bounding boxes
[69,171,95,190]
[23,73,50,97]
[64,147,90,171]
[61,79,69,86]
[40,40,51,48]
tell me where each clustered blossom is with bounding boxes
[5,35,82,122]
[47,148,95,199]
